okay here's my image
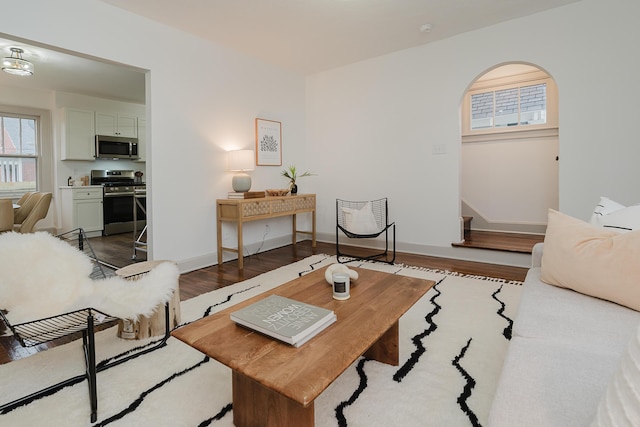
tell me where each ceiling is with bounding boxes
[0,36,146,104]
[103,0,580,75]
[0,0,579,104]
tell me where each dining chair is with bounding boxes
[15,191,35,207]
[16,192,52,233]
[0,199,13,232]
[13,192,39,225]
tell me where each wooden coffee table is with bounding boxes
[172,266,434,427]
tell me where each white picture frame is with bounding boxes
[255,118,282,166]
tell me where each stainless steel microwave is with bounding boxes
[95,135,139,160]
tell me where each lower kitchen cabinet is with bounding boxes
[60,186,104,237]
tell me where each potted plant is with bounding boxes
[281,165,314,194]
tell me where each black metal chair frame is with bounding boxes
[336,198,396,264]
[0,228,171,423]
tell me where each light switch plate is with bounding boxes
[432,143,447,155]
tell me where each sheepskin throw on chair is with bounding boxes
[0,231,179,324]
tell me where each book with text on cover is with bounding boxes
[230,295,336,347]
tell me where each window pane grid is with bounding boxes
[519,83,546,125]
[0,113,39,195]
[495,88,518,127]
[471,92,494,129]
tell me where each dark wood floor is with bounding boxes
[87,231,147,269]
[0,235,529,365]
[452,230,545,253]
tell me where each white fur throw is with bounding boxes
[0,231,179,324]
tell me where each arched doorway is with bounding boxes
[459,63,558,241]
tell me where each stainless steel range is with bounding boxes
[91,170,146,236]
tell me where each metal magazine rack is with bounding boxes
[0,228,170,423]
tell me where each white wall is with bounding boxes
[306,0,640,260]
[3,0,639,270]
[1,0,307,271]
[462,136,559,227]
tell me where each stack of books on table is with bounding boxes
[228,191,266,199]
[230,295,337,347]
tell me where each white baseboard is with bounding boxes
[175,231,532,274]
[175,234,296,274]
[323,231,531,268]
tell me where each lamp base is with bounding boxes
[232,173,252,192]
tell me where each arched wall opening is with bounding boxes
[459,62,559,240]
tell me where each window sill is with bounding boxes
[462,127,558,143]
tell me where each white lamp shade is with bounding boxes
[228,149,254,171]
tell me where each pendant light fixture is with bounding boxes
[2,47,34,76]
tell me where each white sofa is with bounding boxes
[488,242,640,426]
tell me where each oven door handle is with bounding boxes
[103,192,135,198]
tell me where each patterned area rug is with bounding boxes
[0,254,522,426]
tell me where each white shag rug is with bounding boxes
[0,254,522,427]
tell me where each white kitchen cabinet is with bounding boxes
[60,186,104,238]
[62,108,95,161]
[96,112,138,137]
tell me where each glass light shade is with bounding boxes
[228,149,254,172]
[2,48,34,76]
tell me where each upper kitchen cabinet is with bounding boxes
[96,112,137,138]
[62,107,95,161]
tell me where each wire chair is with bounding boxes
[336,198,396,264]
[0,228,171,423]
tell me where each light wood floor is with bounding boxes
[0,235,529,364]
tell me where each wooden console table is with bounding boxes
[217,194,316,269]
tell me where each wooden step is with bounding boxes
[453,230,544,254]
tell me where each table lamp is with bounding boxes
[228,149,255,192]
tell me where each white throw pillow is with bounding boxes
[591,196,626,226]
[590,197,640,232]
[591,322,640,427]
[599,205,640,232]
[342,202,380,234]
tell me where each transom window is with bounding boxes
[0,113,38,196]
[471,83,547,130]
[462,70,558,142]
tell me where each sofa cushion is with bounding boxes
[514,268,640,350]
[540,209,640,312]
[489,336,620,427]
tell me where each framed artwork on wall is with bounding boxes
[255,118,282,166]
